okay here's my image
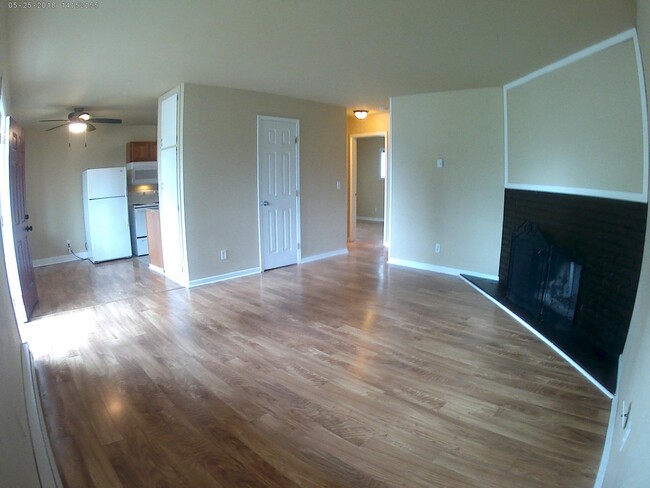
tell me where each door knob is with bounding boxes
[24,214,29,220]
[25,225,33,232]
[262,201,270,206]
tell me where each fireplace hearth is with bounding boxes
[463,189,647,394]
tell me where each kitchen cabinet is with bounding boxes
[126,141,157,162]
[146,208,164,271]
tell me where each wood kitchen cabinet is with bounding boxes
[146,209,164,271]
[126,141,157,162]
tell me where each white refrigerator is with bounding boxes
[82,167,133,263]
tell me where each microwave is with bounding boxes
[126,161,158,186]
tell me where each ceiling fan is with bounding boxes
[40,107,122,133]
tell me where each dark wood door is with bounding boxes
[9,118,38,320]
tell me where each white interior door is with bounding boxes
[158,88,185,285]
[258,116,299,271]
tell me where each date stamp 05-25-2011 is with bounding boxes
[8,1,99,9]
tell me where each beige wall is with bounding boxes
[181,84,347,282]
[390,88,504,276]
[602,4,650,486]
[348,112,389,136]
[0,6,41,485]
[507,37,645,197]
[356,136,385,219]
[25,124,156,260]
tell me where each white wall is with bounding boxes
[0,6,42,485]
[601,4,650,486]
[25,124,156,262]
[181,84,347,282]
[389,88,505,277]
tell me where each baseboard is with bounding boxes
[189,267,260,288]
[33,252,88,267]
[148,264,164,275]
[21,343,63,488]
[387,257,499,281]
[357,217,384,222]
[300,248,349,264]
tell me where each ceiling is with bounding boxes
[4,0,636,128]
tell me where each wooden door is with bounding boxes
[258,117,299,271]
[9,118,38,320]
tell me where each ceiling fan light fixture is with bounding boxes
[78,112,91,121]
[69,121,87,133]
[354,110,369,120]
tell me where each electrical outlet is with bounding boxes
[66,240,71,253]
[435,243,441,253]
[220,249,228,260]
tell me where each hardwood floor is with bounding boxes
[32,256,181,317]
[23,222,610,487]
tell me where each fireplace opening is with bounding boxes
[506,222,582,331]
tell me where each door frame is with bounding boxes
[348,131,389,245]
[256,115,301,271]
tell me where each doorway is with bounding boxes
[349,132,389,245]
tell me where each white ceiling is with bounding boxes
[5,0,636,127]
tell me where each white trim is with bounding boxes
[504,183,648,203]
[594,355,623,488]
[188,267,260,288]
[387,257,499,281]
[504,29,648,203]
[461,276,613,398]
[300,248,348,264]
[148,263,164,275]
[357,217,384,222]
[33,253,88,267]
[257,116,301,271]
[21,343,63,488]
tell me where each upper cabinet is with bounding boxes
[126,141,157,162]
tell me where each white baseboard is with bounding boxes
[300,248,349,264]
[148,264,164,275]
[33,252,88,267]
[387,257,499,281]
[189,267,260,288]
[357,217,384,222]
[21,343,63,488]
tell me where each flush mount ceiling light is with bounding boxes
[353,110,369,120]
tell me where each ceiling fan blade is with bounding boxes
[45,123,69,131]
[86,123,97,132]
[88,118,122,124]
[39,119,67,122]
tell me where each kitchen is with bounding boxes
[124,141,163,272]
[73,140,164,270]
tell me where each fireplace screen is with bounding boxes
[507,223,582,329]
